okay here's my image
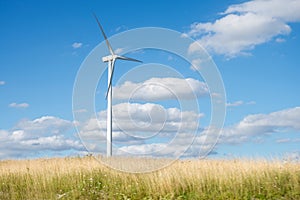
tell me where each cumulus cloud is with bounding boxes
[110,106,300,157]
[0,81,5,85]
[113,126,220,158]
[3,105,299,159]
[187,0,300,57]
[0,116,83,159]
[220,106,300,144]
[9,102,29,108]
[78,102,203,156]
[72,42,83,49]
[113,77,209,101]
[113,103,202,133]
[13,116,73,138]
[117,143,167,155]
[80,102,202,138]
[224,0,300,22]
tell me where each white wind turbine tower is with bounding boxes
[94,14,142,157]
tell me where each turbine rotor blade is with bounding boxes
[105,59,116,100]
[116,55,142,63]
[93,13,114,55]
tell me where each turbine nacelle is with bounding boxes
[102,55,117,62]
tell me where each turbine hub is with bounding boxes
[102,55,117,62]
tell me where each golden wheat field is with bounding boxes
[0,156,299,199]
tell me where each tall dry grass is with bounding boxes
[0,156,299,199]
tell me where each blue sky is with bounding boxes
[0,0,299,160]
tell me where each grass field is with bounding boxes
[0,156,299,199]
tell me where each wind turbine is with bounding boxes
[93,14,142,157]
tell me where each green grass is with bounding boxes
[0,156,299,199]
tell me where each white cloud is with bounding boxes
[226,100,256,107]
[224,0,300,22]
[187,0,300,57]
[116,106,300,157]
[190,58,203,71]
[164,106,300,157]
[115,128,219,158]
[9,102,29,108]
[188,13,290,57]
[0,116,83,159]
[19,135,81,151]
[275,38,286,43]
[114,48,124,54]
[246,101,256,105]
[220,106,300,144]
[0,81,5,85]
[112,103,202,133]
[80,102,202,138]
[113,77,209,101]
[72,42,82,49]
[276,138,291,143]
[0,130,9,142]
[79,105,300,158]
[78,102,203,156]
[226,100,244,107]
[74,109,88,113]
[13,116,73,138]
[117,143,167,155]
[276,138,300,143]
[2,106,299,159]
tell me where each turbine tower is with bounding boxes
[93,14,142,157]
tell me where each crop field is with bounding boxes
[0,156,299,199]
